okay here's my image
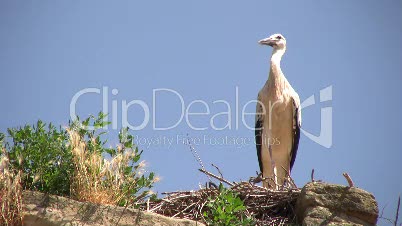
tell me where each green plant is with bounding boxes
[69,112,111,155]
[6,121,72,196]
[2,112,157,206]
[69,116,157,206]
[204,184,254,226]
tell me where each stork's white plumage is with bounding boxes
[255,34,301,189]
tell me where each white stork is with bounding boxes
[255,33,301,189]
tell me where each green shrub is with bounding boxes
[204,184,254,226]
[2,112,157,205]
[5,120,72,196]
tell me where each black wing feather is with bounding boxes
[289,99,301,171]
[255,117,263,173]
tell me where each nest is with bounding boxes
[139,182,300,226]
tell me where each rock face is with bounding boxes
[22,183,379,226]
[296,182,378,226]
[22,191,205,226]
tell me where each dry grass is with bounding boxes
[68,129,154,205]
[0,147,23,226]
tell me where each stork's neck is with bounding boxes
[270,48,285,73]
[267,49,287,95]
[268,48,287,90]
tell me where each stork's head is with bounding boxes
[258,33,286,50]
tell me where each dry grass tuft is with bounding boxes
[68,129,150,205]
[0,147,23,226]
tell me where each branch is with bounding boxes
[311,169,315,182]
[342,173,354,187]
[249,172,263,184]
[211,163,223,179]
[395,195,401,226]
[281,166,297,189]
[198,168,234,187]
[172,202,196,218]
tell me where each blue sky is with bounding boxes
[1,1,401,224]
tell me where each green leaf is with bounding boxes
[105,148,116,157]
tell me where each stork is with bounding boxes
[255,33,301,189]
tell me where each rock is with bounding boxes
[296,182,378,226]
[22,191,205,226]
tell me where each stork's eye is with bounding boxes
[276,36,282,39]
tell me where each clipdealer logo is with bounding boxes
[300,85,333,148]
[69,86,332,148]
[131,134,281,149]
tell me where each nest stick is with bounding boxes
[311,169,315,182]
[172,202,197,218]
[342,173,354,187]
[198,168,234,186]
[395,195,400,226]
[281,166,297,188]
[211,163,224,179]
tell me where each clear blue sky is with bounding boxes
[1,1,401,224]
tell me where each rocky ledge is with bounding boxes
[22,190,205,226]
[22,182,378,226]
[296,182,378,225]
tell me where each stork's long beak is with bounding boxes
[258,38,274,47]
